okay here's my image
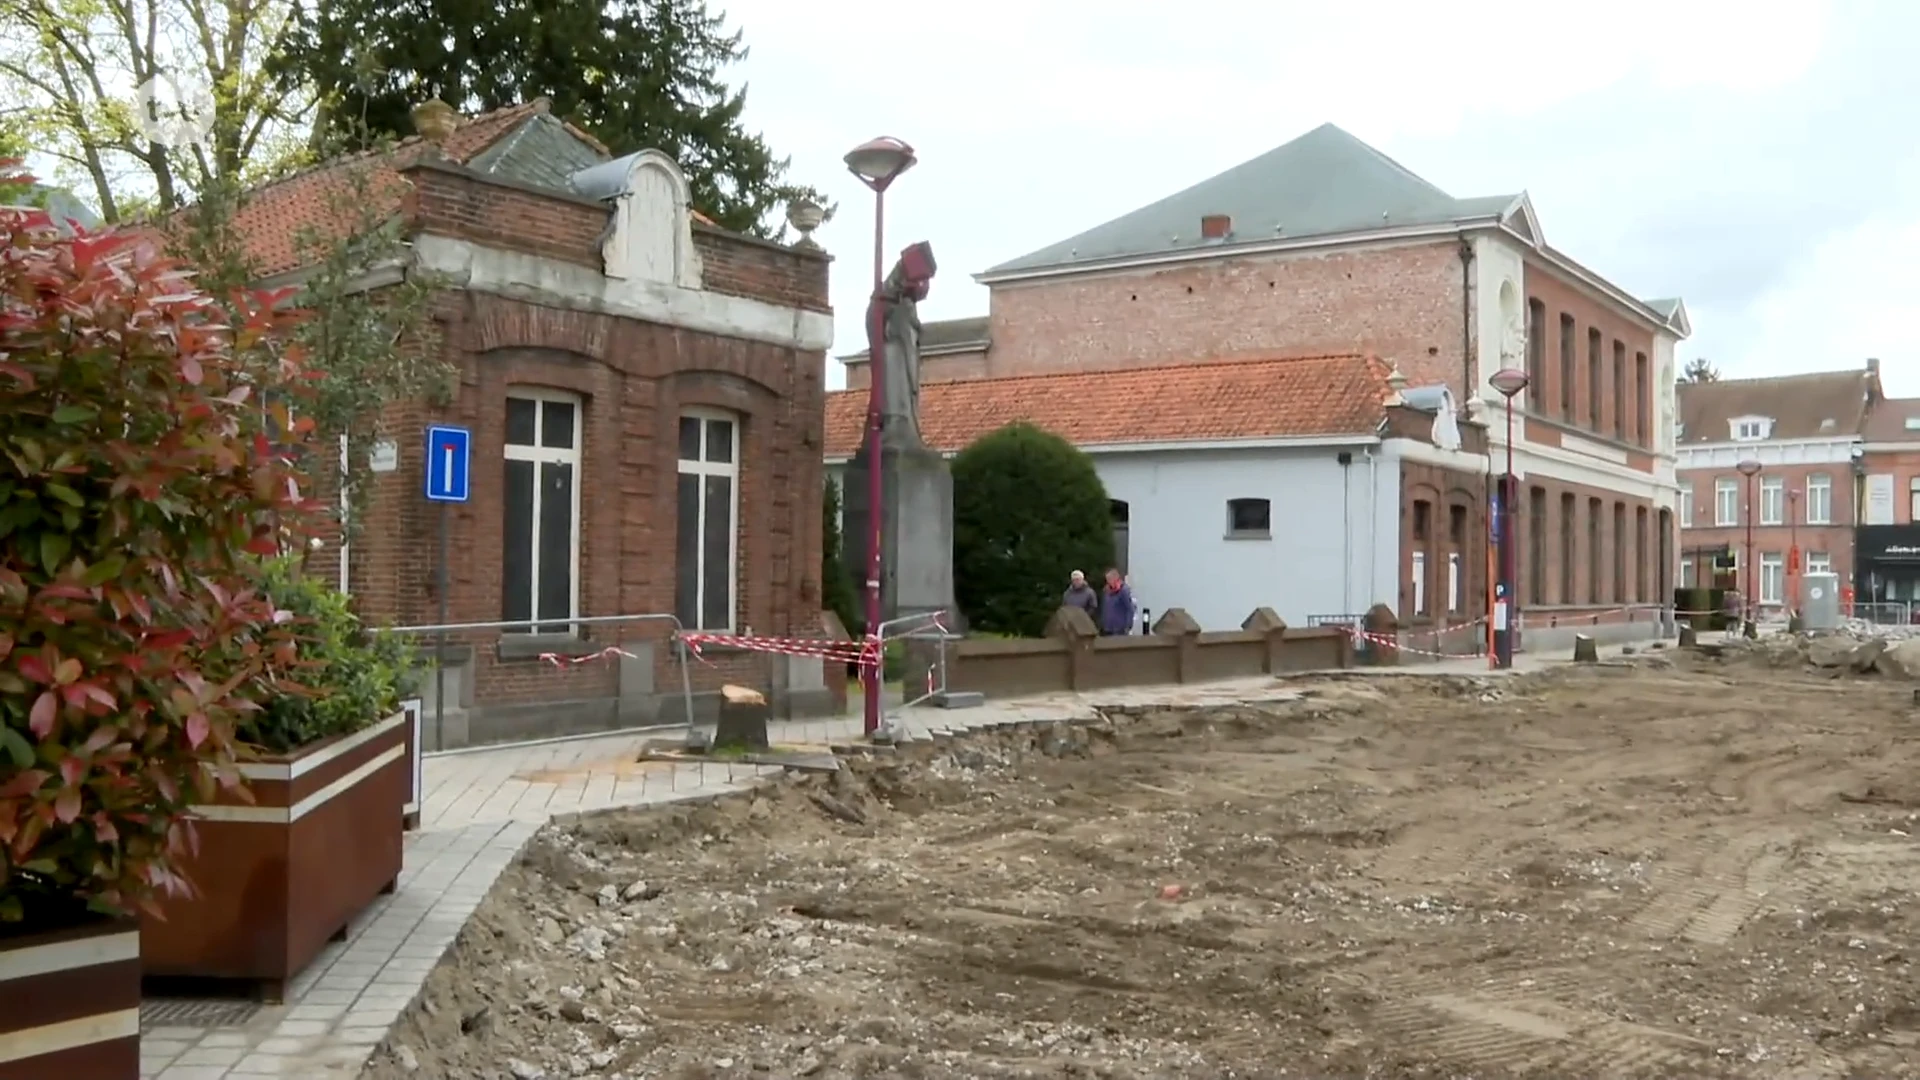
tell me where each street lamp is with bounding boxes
[1488,367,1530,669]
[1737,458,1761,637]
[1787,489,1801,621]
[844,136,917,739]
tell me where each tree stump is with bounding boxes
[1678,625,1697,648]
[1571,634,1599,663]
[714,684,770,750]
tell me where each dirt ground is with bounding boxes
[363,652,1920,1079]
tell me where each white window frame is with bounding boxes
[1679,559,1696,589]
[1759,476,1784,526]
[504,390,584,635]
[1910,477,1920,524]
[1730,415,1771,441]
[678,408,741,632]
[1411,550,1427,616]
[1447,552,1461,614]
[1715,478,1738,526]
[1759,552,1784,605]
[1807,551,1831,576]
[1805,473,1832,525]
[1678,485,1693,528]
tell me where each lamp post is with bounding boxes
[844,136,917,738]
[1489,368,1530,668]
[1737,458,1761,637]
[1787,489,1800,619]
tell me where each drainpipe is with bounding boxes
[1457,236,1475,396]
[1338,451,1355,612]
[1365,448,1380,611]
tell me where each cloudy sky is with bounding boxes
[717,0,1919,395]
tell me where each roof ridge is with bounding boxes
[826,352,1377,395]
[1319,122,1456,201]
[1689,369,1867,387]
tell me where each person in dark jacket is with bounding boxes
[1063,570,1100,624]
[1100,568,1136,636]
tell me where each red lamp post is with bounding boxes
[1737,458,1761,636]
[844,136,917,738]
[1488,368,1530,669]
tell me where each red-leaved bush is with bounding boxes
[0,163,320,925]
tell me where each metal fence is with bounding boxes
[387,612,694,752]
[1848,601,1914,627]
[875,611,960,713]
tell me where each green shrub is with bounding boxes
[822,478,860,636]
[0,166,316,924]
[952,422,1115,638]
[246,559,415,755]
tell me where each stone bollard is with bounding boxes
[1362,604,1400,666]
[1678,625,1697,648]
[1571,634,1598,663]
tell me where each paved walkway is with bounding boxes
[136,644,1646,1078]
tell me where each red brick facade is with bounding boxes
[306,157,831,743]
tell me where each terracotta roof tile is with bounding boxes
[1676,368,1875,445]
[824,354,1393,458]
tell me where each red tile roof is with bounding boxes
[824,354,1393,458]
[146,99,715,277]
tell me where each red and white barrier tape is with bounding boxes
[538,646,637,667]
[1340,626,1464,660]
[678,631,879,667]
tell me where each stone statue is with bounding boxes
[874,241,937,446]
[1500,308,1526,367]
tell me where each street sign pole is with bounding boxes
[424,425,472,751]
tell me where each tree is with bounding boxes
[1,171,314,923]
[1682,358,1720,383]
[952,423,1115,638]
[0,0,314,224]
[821,478,859,637]
[166,150,452,548]
[278,0,825,237]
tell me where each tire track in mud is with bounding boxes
[1628,831,1790,944]
[1367,966,1724,1077]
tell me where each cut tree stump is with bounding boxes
[1572,634,1599,663]
[714,684,770,750]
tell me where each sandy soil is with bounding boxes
[363,653,1920,1079]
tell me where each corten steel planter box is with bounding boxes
[0,917,140,1079]
[140,710,408,1001]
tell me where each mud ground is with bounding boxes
[363,655,1920,1079]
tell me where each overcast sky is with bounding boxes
[719,0,1919,396]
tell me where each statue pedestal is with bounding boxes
[842,437,960,631]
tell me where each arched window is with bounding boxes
[676,409,740,631]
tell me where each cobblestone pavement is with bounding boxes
[136,641,1644,1078]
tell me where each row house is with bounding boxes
[839,122,1689,647]
[1674,363,1878,610]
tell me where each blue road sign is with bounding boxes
[1488,488,1503,542]
[424,425,472,503]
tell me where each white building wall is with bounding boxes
[827,444,1400,632]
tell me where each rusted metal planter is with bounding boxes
[0,916,140,1079]
[141,710,408,1001]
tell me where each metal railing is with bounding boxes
[387,612,692,750]
[872,611,960,721]
[1306,613,1370,657]
[1848,601,1914,627]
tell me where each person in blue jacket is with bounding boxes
[1099,567,1136,636]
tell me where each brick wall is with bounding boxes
[338,164,830,716]
[1399,460,1491,637]
[985,240,1471,395]
[1510,477,1667,615]
[842,346,989,392]
[1520,259,1659,453]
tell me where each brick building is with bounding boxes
[842,122,1689,642]
[1674,363,1880,611]
[1853,389,1920,615]
[218,100,835,745]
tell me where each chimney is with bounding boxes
[410,98,459,144]
[1200,214,1232,240]
[1867,357,1880,375]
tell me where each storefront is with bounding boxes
[1853,525,1920,615]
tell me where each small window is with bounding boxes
[1448,504,1467,546]
[1226,498,1271,539]
[1906,417,1920,432]
[1412,499,1432,542]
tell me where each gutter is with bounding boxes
[823,432,1384,466]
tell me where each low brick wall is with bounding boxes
[939,606,1353,698]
